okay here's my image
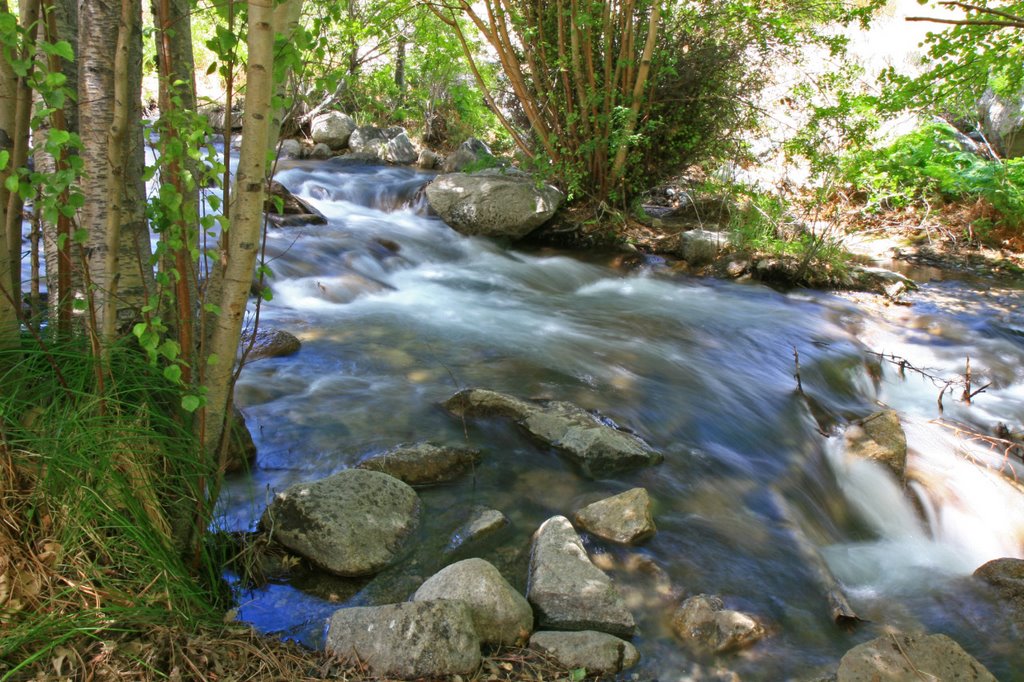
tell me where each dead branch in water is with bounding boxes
[866,351,990,414]
[932,418,1024,481]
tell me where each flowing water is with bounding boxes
[219,161,1024,680]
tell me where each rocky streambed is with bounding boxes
[220,160,1024,680]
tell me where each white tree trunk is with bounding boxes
[79,0,152,338]
[201,0,282,454]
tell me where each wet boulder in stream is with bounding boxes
[425,170,563,240]
[261,469,420,577]
[412,558,533,646]
[527,515,636,637]
[670,594,765,654]
[240,328,301,361]
[444,388,662,478]
[264,180,327,228]
[836,632,997,681]
[974,557,1024,630]
[355,442,482,486]
[574,487,656,544]
[843,409,908,481]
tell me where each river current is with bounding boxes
[218,161,1024,680]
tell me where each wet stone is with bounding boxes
[574,487,656,544]
[355,442,482,486]
[527,515,636,637]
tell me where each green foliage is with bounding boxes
[879,1,1024,118]
[724,183,852,279]
[841,121,1024,230]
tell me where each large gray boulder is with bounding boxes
[445,388,662,478]
[978,89,1024,158]
[529,631,640,675]
[836,632,997,681]
[385,132,418,165]
[413,558,533,646]
[325,601,480,678]
[310,111,356,150]
[670,594,765,654]
[355,442,482,486]
[348,125,388,157]
[527,515,635,637]
[574,488,656,545]
[844,409,908,481]
[425,170,563,240]
[261,469,420,577]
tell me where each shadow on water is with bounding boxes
[219,163,1024,680]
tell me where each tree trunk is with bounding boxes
[153,0,200,379]
[79,0,152,338]
[0,0,19,354]
[5,0,41,298]
[395,34,406,102]
[33,0,77,334]
[201,0,281,455]
[265,0,304,156]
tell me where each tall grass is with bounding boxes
[0,340,225,679]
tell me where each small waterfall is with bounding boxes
[823,415,1024,595]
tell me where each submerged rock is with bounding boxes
[670,594,765,654]
[574,488,656,545]
[529,631,640,675]
[844,409,908,481]
[445,388,662,478]
[261,469,420,577]
[974,557,1024,629]
[447,506,509,552]
[527,515,636,637]
[836,632,997,681]
[425,170,563,240]
[240,328,301,362]
[325,601,480,678]
[356,442,482,486]
[413,558,533,646]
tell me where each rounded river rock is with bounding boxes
[262,468,420,577]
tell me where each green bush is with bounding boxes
[841,121,1024,231]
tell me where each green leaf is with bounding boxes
[4,174,19,192]
[182,395,201,412]
[0,150,9,170]
[569,668,587,682]
[46,40,75,61]
[163,364,183,384]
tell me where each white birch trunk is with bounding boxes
[201,0,279,454]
